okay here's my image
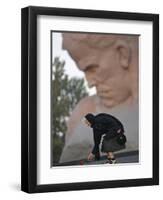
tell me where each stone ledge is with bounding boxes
[54,150,139,166]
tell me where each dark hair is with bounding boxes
[84,113,95,126]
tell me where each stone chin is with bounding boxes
[99,95,131,108]
[99,97,117,108]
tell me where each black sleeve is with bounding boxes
[92,145,99,155]
[91,130,101,156]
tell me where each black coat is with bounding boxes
[91,113,124,159]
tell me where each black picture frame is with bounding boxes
[21,6,159,193]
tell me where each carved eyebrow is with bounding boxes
[84,64,99,72]
[78,56,97,71]
[78,61,98,72]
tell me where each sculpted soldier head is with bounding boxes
[62,33,138,108]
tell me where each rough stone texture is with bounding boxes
[59,33,139,163]
[56,151,139,166]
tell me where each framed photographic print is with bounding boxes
[21,6,159,193]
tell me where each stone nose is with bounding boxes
[85,70,98,88]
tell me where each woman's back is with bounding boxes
[93,113,124,133]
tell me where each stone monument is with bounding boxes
[59,33,139,163]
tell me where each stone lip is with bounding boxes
[53,150,139,167]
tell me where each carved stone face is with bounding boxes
[62,33,138,108]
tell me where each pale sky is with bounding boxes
[52,32,96,95]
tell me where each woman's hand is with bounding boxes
[87,152,95,161]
